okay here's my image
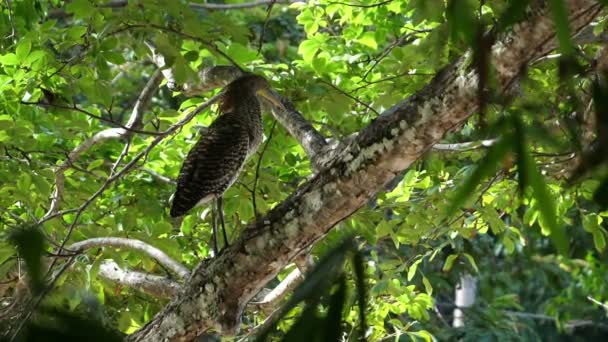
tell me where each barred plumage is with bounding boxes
[169,74,284,253]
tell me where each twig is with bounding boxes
[588,296,608,312]
[257,0,277,55]
[67,237,189,279]
[140,167,176,185]
[352,71,434,92]
[110,140,131,176]
[20,101,164,136]
[249,267,303,311]
[252,120,278,219]
[326,0,394,8]
[432,139,497,152]
[361,31,423,81]
[318,79,379,116]
[4,0,16,40]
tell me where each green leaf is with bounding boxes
[407,259,422,281]
[357,32,378,50]
[0,53,19,66]
[66,0,95,19]
[442,254,458,272]
[447,0,478,45]
[17,173,31,192]
[422,275,433,295]
[16,38,32,60]
[299,40,320,63]
[593,229,606,252]
[524,147,569,255]
[103,51,126,65]
[67,26,88,40]
[87,159,105,171]
[463,253,479,273]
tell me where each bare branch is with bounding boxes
[99,260,180,298]
[68,237,189,279]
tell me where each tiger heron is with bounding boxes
[170,74,284,255]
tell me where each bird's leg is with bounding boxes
[211,198,219,256]
[218,196,230,248]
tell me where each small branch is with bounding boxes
[4,0,16,41]
[503,310,608,330]
[326,0,393,8]
[250,267,302,311]
[252,120,278,219]
[68,237,189,279]
[432,139,497,152]
[98,260,180,298]
[250,252,312,313]
[140,167,176,185]
[318,79,379,116]
[257,0,277,55]
[20,102,164,136]
[587,296,608,312]
[361,31,426,81]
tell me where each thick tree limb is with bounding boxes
[129,1,601,341]
[68,237,189,279]
[41,70,163,220]
[99,260,180,298]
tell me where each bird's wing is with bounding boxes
[170,114,250,217]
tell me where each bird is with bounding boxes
[170,74,285,255]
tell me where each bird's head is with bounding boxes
[223,74,286,112]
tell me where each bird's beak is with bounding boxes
[258,88,286,112]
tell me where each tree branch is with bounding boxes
[250,267,303,312]
[130,2,601,340]
[432,139,497,152]
[68,237,189,279]
[41,70,163,220]
[98,260,180,298]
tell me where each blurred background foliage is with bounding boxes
[1,0,608,340]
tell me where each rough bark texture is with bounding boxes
[130,1,601,340]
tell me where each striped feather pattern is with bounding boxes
[170,112,252,217]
